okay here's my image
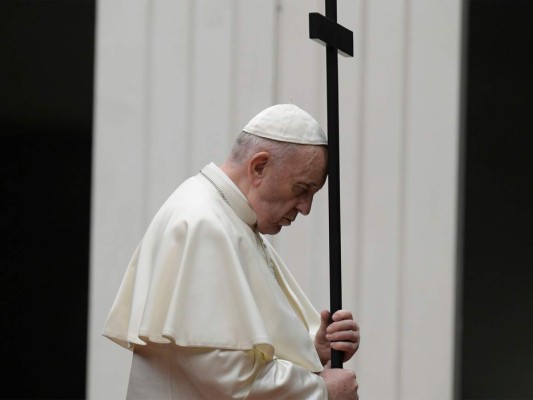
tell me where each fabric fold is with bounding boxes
[102,164,323,373]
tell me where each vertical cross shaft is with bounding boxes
[326,0,343,369]
[309,0,354,369]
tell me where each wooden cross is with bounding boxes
[309,0,354,369]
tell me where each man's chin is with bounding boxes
[258,224,283,235]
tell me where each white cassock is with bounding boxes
[102,162,328,399]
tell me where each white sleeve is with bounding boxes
[175,347,328,400]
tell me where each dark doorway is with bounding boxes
[0,1,95,399]
[458,1,533,398]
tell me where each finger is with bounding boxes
[326,319,359,334]
[332,345,357,362]
[318,309,331,334]
[330,339,359,351]
[320,309,331,325]
[326,329,360,344]
[331,309,353,322]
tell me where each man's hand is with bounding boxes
[315,309,360,365]
[320,361,359,400]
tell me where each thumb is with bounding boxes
[319,309,330,331]
[323,360,332,370]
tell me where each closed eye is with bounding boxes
[293,185,309,196]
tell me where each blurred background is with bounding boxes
[1,0,532,399]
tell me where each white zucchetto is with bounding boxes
[243,104,327,145]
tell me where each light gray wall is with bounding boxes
[88,1,462,398]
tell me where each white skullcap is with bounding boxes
[243,104,327,145]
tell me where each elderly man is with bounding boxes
[103,104,360,399]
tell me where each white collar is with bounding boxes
[200,163,257,228]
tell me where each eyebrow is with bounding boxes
[297,181,320,190]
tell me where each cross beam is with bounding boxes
[309,13,353,57]
[309,0,354,369]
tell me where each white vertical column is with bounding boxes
[232,0,277,133]
[88,0,151,398]
[353,0,462,398]
[145,0,194,216]
[338,0,364,373]
[356,0,407,397]
[146,0,278,218]
[189,0,236,170]
[400,1,462,399]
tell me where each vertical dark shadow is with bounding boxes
[454,0,470,398]
[0,1,95,399]
[459,1,533,398]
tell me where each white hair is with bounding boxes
[228,131,301,165]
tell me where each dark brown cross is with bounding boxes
[309,0,354,369]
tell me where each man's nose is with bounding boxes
[297,196,313,216]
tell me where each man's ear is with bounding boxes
[248,152,270,186]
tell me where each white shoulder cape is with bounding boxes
[102,163,324,372]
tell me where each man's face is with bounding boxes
[248,145,327,235]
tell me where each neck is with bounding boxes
[220,161,251,198]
